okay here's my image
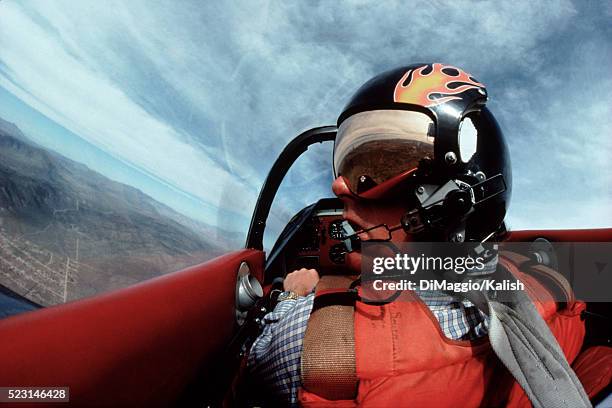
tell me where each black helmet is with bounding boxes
[334,63,512,242]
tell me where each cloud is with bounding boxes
[508,197,612,230]
[0,2,259,227]
[0,0,610,237]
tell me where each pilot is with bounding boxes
[248,63,589,407]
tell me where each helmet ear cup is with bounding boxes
[463,108,512,240]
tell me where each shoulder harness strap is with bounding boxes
[301,275,359,400]
[464,261,591,408]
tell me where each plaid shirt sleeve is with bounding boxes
[247,293,315,407]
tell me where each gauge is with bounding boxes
[329,243,347,264]
[328,219,347,240]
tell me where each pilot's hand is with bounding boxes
[284,268,320,297]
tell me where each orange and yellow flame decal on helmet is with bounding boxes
[393,63,485,108]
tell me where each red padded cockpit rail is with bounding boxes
[0,249,264,407]
[506,228,612,242]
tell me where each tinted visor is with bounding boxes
[334,110,435,197]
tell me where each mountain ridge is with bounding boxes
[0,117,240,305]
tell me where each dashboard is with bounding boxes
[264,199,351,282]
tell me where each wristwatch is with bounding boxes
[277,291,300,302]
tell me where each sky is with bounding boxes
[0,0,610,246]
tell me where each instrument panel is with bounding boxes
[283,207,351,274]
